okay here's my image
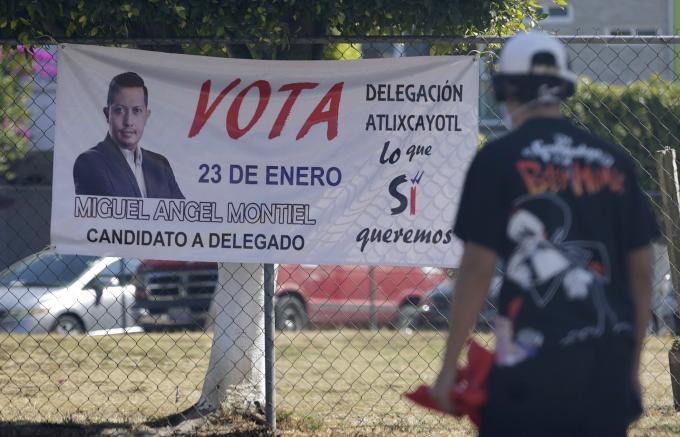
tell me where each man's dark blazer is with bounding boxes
[73,135,184,199]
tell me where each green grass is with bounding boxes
[0,330,678,435]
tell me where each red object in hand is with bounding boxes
[404,340,494,427]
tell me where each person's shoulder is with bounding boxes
[481,134,513,154]
[568,122,635,169]
[140,148,171,166]
[75,140,109,164]
[473,132,519,168]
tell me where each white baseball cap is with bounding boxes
[497,31,577,84]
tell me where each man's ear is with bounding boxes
[103,107,109,122]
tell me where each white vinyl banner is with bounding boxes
[51,44,479,267]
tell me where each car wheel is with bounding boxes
[391,303,419,330]
[51,314,85,335]
[275,296,307,331]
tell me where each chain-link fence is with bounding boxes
[1,36,680,435]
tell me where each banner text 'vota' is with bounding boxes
[187,80,344,140]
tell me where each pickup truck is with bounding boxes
[132,261,446,331]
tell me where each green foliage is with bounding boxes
[0,0,555,180]
[565,76,680,191]
[0,47,32,182]
[0,0,548,58]
[672,336,680,352]
[324,43,362,60]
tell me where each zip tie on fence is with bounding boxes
[467,49,498,59]
[31,34,59,46]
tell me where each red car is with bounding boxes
[132,261,447,331]
[277,264,446,330]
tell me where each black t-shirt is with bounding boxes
[454,117,660,363]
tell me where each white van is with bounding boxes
[0,251,141,334]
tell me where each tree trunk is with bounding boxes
[195,263,266,411]
[194,30,323,415]
[670,349,680,411]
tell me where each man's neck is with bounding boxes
[107,133,139,154]
[509,102,562,128]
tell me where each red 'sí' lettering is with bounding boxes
[227,80,272,139]
[269,82,318,139]
[296,82,344,141]
[188,79,241,138]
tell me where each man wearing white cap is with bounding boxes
[429,32,659,436]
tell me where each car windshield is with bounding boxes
[0,253,99,287]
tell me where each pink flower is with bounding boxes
[16,126,31,139]
[31,48,57,78]
[15,45,57,78]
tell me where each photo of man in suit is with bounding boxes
[73,72,184,199]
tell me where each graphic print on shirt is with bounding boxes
[516,133,626,196]
[497,134,632,365]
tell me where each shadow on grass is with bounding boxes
[0,410,271,436]
[0,421,135,437]
[145,404,266,428]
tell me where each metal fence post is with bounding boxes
[656,148,680,310]
[263,263,276,434]
[368,266,377,330]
